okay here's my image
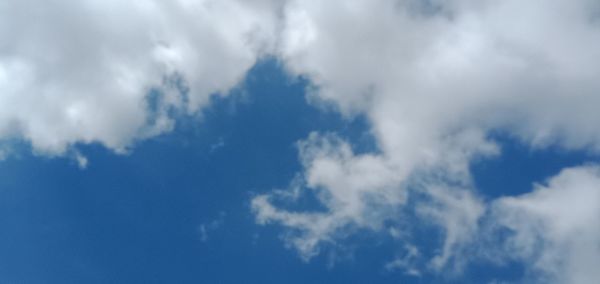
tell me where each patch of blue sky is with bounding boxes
[472,132,598,199]
[0,59,376,283]
[0,59,598,283]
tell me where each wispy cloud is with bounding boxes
[198,211,226,243]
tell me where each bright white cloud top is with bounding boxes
[1,0,600,283]
[0,0,279,153]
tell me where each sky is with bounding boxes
[1,1,600,283]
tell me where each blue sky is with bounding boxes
[1,60,597,283]
[0,60,395,283]
[2,1,600,283]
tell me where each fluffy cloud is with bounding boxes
[493,166,600,284]
[2,0,600,282]
[253,132,408,259]
[253,0,600,282]
[0,0,279,154]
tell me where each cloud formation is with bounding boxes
[2,0,600,282]
[0,0,279,153]
[492,166,600,283]
[252,0,600,282]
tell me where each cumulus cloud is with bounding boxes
[252,132,408,259]
[252,0,600,282]
[0,0,280,154]
[492,165,600,284]
[2,0,600,282]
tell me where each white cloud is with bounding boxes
[385,244,421,276]
[252,132,408,259]
[252,0,600,282]
[73,150,88,169]
[416,186,485,271]
[2,0,600,282]
[0,0,280,154]
[492,165,600,284]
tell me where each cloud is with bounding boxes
[492,165,600,284]
[252,0,600,282]
[416,186,485,271]
[252,132,408,260]
[209,137,225,153]
[2,0,600,282]
[198,211,226,242]
[385,244,421,276]
[72,150,88,169]
[0,0,280,154]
